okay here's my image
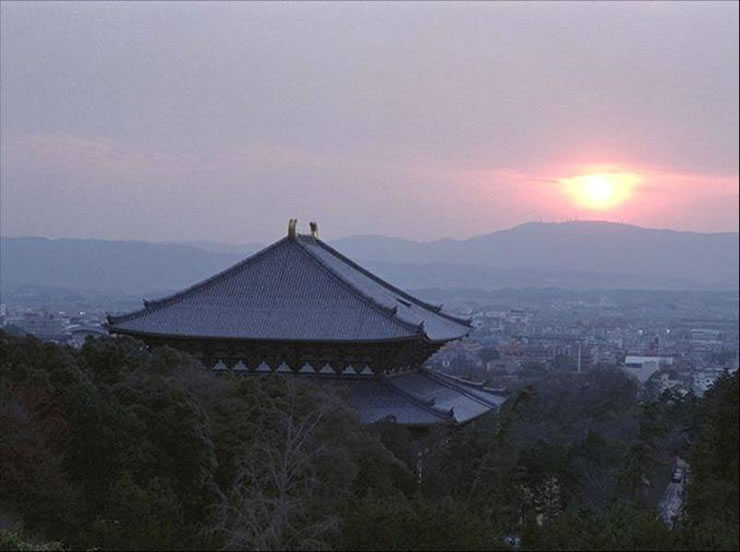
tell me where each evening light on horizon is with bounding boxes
[1,1,738,243]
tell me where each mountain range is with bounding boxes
[1,221,737,297]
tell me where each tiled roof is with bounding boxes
[335,378,450,425]
[107,234,471,343]
[299,237,471,341]
[425,371,508,413]
[387,371,505,423]
[320,369,504,425]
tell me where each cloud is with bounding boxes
[2,133,381,177]
[1,133,192,175]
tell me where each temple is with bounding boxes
[107,220,504,424]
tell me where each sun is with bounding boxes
[560,171,640,210]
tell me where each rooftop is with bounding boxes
[108,221,471,343]
[319,368,506,425]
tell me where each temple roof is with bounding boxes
[320,369,506,425]
[107,231,471,343]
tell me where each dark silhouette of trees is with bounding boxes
[1,332,737,551]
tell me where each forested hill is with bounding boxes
[1,332,738,551]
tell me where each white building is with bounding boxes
[693,368,727,396]
[622,355,674,383]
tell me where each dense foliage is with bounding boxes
[683,371,739,549]
[1,332,737,550]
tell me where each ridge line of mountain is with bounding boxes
[2,221,737,293]
[3,220,738,248]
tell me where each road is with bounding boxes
[658,457,689,527]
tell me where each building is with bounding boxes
[622,355,674,383]
[652,371,690,395]
[11,311,66,339]
[693,368,727,396]
[108,220,504,425]
[689,328,723,352]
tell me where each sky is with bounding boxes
[1,1,738,244]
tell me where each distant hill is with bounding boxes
[0,238,247,295]
[1,222,737,298]
[164,240,263,255]
[331,222,739,290]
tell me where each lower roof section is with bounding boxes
[310,369,507,425]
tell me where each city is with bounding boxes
[3,286,737,399]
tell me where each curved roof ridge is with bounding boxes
[424,369,502,409]
[107,236,291,325]
[306,236,472,327]
[291,235,424,337]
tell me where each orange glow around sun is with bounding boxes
[560,171,641,210]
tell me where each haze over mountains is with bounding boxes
[1,222,738,298]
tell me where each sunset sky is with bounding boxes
[1,1,738,243]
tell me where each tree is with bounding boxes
[208,376,404,551]
[684,372,739,548]
[210,379,339,550]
